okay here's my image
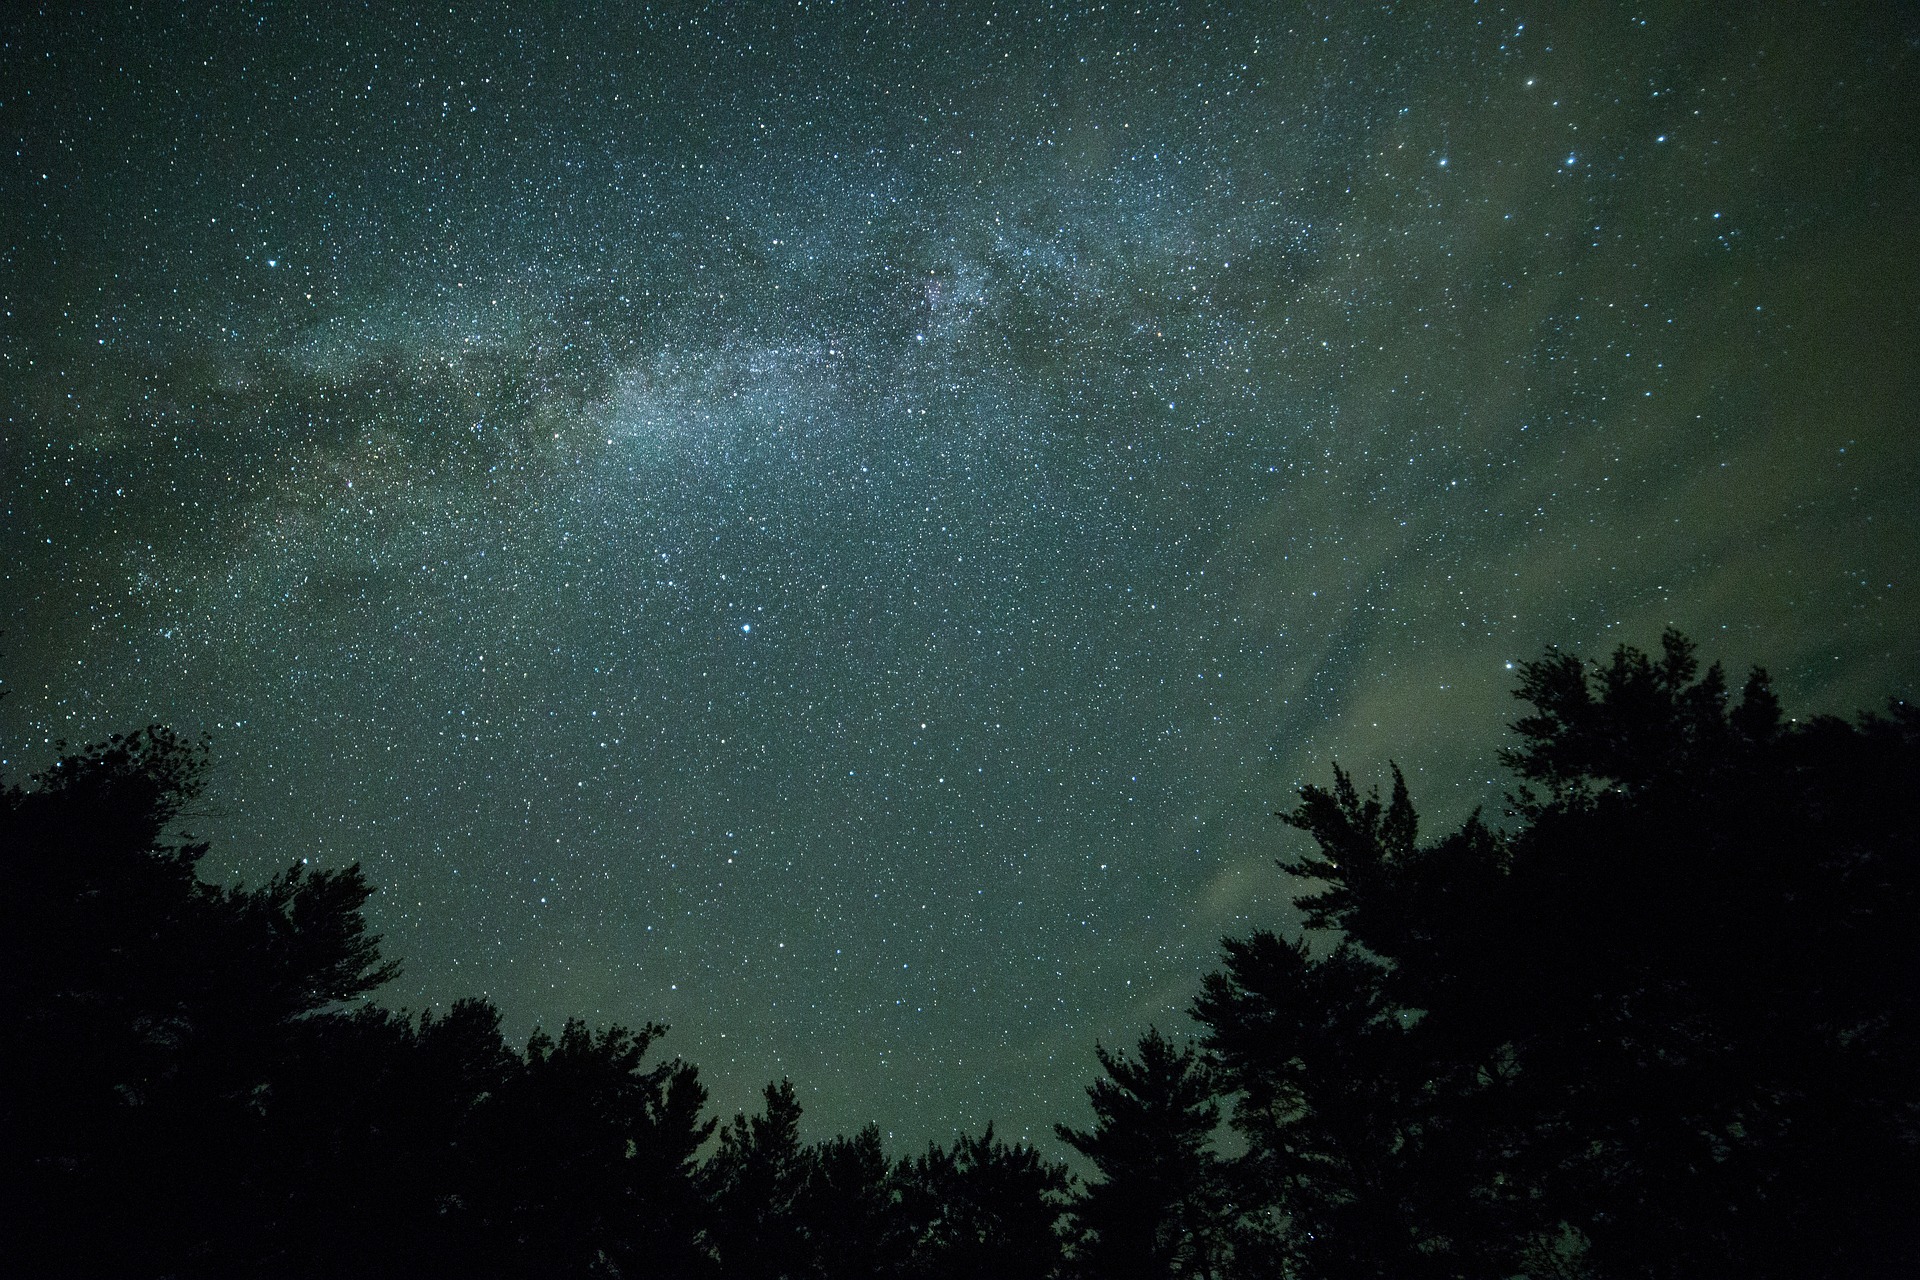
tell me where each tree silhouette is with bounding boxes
[707,1079,812,1280]
[899,1125,1070,1280]
[796,1125,914,1280]
[460,1017,715,1277]
[1,726,397,1275]
[249,997,520,1276]
[1056,1028,1229,1279]
[1,725,717,1278]
[1198,631,1920,1278]
[8,632,1914,1278]
[1193,933,1469,1280]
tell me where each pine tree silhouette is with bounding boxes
[1056,1027,1229,1279]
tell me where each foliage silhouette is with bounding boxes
[2,725,397,1275]
[898,1124,1070,1280]
[1056,1027,1229,1279]
[1197,630,1920,1278]
[0,722,1073,1278]
[798,1124,916,1279]
[4,630,1914,1278]
[706,1079,813,1280]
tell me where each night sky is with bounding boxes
[4,4,1916,1151]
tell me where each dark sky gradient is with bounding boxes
[4,3,1916,1150]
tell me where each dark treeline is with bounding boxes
[3,632,1916,1277]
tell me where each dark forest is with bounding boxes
[5,632,1915,1277]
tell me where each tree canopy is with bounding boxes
[1192,631,1919,1278]
[3,632,1914,1277]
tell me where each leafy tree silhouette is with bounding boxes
[249,997,520,1275]
[703,1089,1075,1280]
[466,1019,708,1277]
[1056,1027,1229,1279]
[9,630,1912,1279]
[1197,631,1920,1278]
[898,1125,1070,1280]
[797,1124,915,1280]
[1,725,397,1275]
[1,726,718,1278]
[707,1079,813,1280]
[247,1002,715,1279]
[1192,933,1460,1280]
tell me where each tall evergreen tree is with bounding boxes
[1193,934,1465,1280]
[1056,1028,1228,1279]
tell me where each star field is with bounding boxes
[4,3,1916,1149]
